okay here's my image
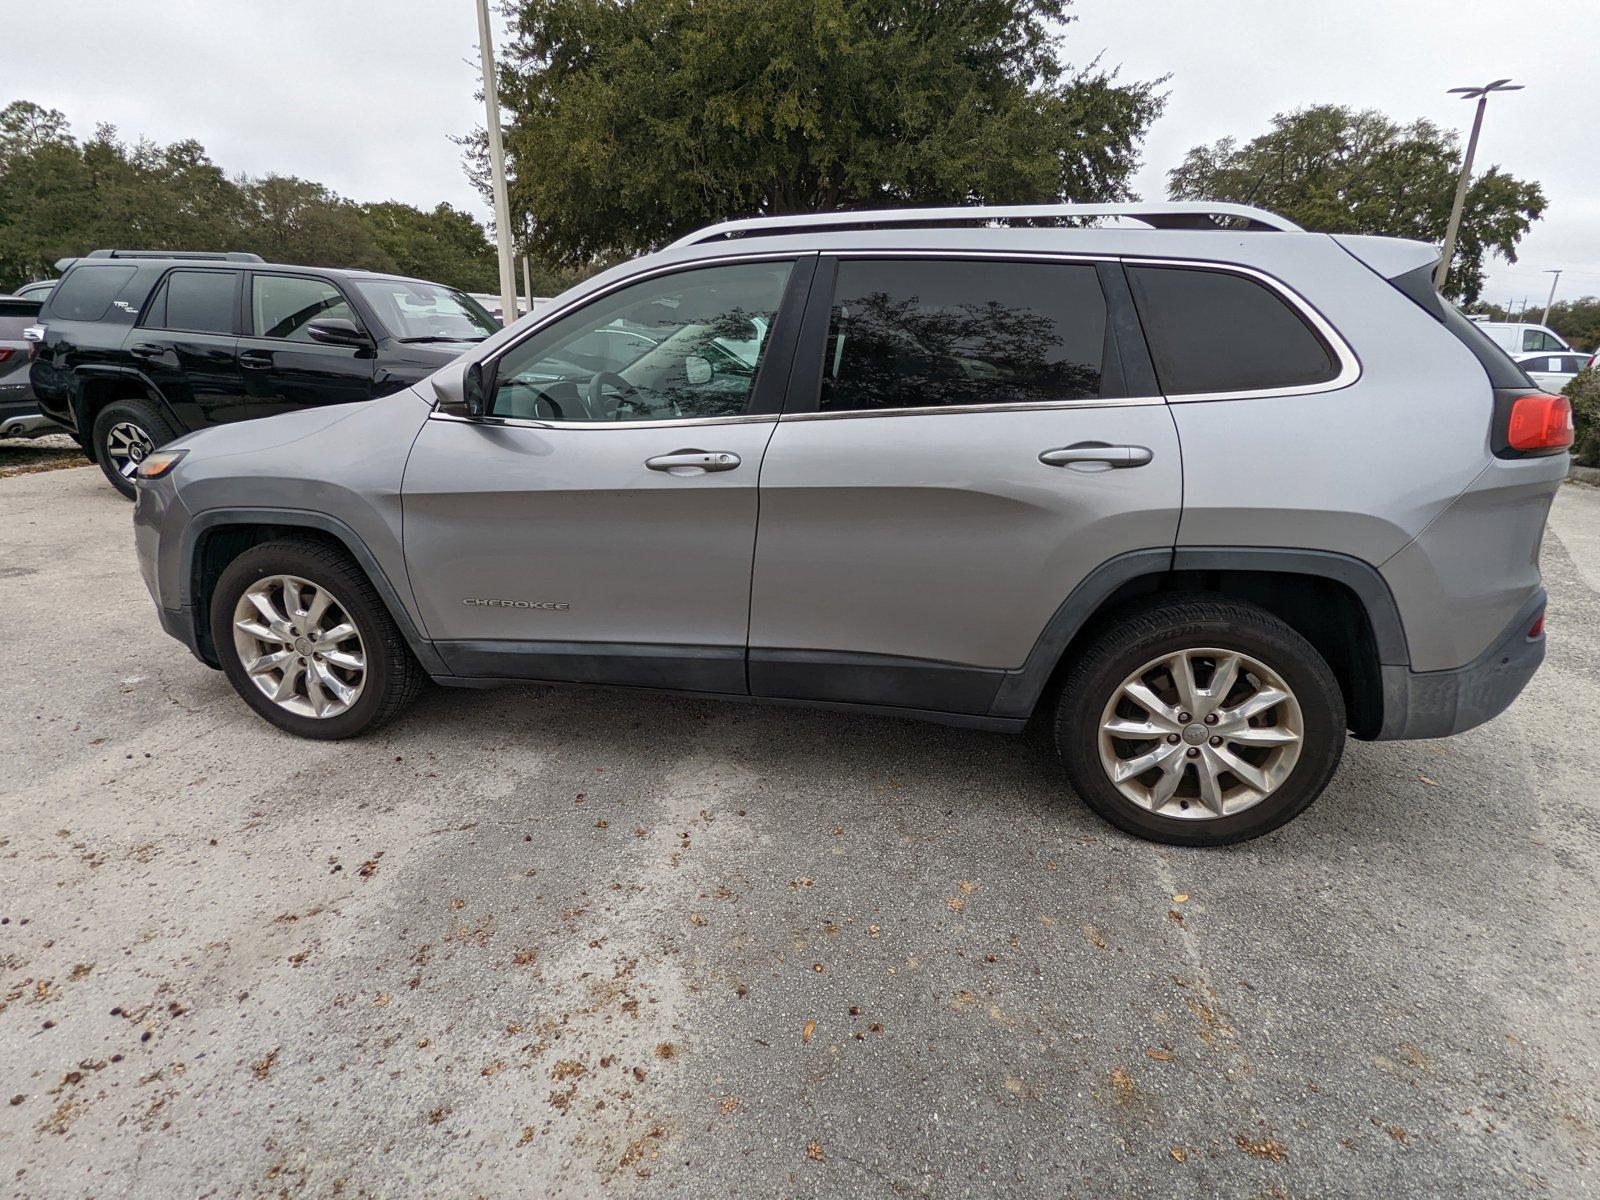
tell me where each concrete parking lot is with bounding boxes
[2,464,1597,1199]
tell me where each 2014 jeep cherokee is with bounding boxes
[131,203,1572,844]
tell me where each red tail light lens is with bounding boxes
[1527,610,1545,639]
[0,348,13,363]
[1506,393,1574,452]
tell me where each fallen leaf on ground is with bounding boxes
[1171,893,1189,904]
[802,1020,815,1043]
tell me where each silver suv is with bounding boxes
[132,203,1573,844]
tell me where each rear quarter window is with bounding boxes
[1126,265,1338,396]
[44,265,140,322]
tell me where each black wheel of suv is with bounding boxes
[92,397,176,500]
[210,539,428,740]
[1055,597,1346,846]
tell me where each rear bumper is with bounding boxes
[1373,590,1545,740]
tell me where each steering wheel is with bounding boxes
[586,371,680,420]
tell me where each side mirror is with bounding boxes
[306,317,370,346]
[432,358,493,418]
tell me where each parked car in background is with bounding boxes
[29,249,499,496]
[11,279,58,302]
[1515,351,1589,393]
[1469,319,1572,355]
[130,202,1570,846]
[0,295,57,439]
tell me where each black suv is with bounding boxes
[29,250,499,496]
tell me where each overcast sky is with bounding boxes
[5,0,1596,307]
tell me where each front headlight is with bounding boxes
[136,449,188,481]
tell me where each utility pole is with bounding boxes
[521,256,533,319]
[1540,269,1562,327]
[1435,79,1523,294]
[475,0,518,326]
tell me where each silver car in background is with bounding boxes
[131,202,1572,845]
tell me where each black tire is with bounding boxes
[1054,596,1345,846]
[92,397,177,499]
[210,539,428,739]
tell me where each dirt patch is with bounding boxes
[0,434,86,478]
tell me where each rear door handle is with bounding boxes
[1039,443,1154,469]
[129,342,167,361]
[645,450,741,476]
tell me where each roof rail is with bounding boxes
[84,249,265,262]
[666,202,1302,248]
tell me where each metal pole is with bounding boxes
[521,256,533,319]
[1540,269,1562,327]
[1435,95,1486,293]
[475,0,518,326]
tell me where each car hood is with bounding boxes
[168,391,429,459]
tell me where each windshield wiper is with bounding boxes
[399,335,487,344]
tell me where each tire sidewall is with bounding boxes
[211,547,397,740]
[1060,612,1344,845]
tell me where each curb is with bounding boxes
[1569,465,1600,487]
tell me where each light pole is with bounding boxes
[1540,268,1562,327]
[475,0,518,326]
[1435,78,1523,294]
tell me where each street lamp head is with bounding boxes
[1448,79,1524,99]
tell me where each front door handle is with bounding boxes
[645,449,741,476]
[239,350,274,371]
[1039,443,1154,469]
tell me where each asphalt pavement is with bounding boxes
[2,465,1597,1198]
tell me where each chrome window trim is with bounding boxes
[1119,255,1362,402]
[428,410,777,432]
[780,396,1164,423]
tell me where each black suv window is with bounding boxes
[1127,265,1338,396]
[146,270,237,335]
[820,259,1106,413]
[47,266,139,321]
[252,275,358,341]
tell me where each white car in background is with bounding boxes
[1515,351,1589,392]
[1469,319,1572,355]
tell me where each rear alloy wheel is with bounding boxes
[1056,597,1345,845]
[92,398,177,499]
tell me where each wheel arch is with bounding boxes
[991,547,1407,739]
[73,368,183,459]
[181,509,446,675]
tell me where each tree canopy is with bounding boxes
[488,0,1165,267]
[0,100,501,293]
[1167,105,1545,303]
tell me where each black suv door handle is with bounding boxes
[129,342,167,361]
[1039,443,1154,469]
[239,350,274,371]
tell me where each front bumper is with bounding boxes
[1374,590,1546,740]
[133,474,211,664]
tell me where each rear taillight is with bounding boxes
[1527,610,1546,639]
[0,348,12,363]
[1501,392,1573,454]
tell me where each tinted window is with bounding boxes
[490,261,791,422]
[819,259,1106,413]
[47,266,138,321]
[149,271,237,334]
[252,275,358,341]
[1127,266,1337,395]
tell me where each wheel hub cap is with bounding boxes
[105,422,154,480]
[1097,647,1304,821]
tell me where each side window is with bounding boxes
[819,259,1106,413]
[252,275,358,341]
[45,266,139,321]
[147,271,237,335]
[1127,265,1338,396]
[1523,329,1565,353]
[489,261,792,422]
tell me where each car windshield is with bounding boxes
[353,279,498,342]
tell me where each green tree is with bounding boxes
[487,0,1164,267]
[1167,105,1545,303]
[362,201,499,292]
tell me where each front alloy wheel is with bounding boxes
[232,575,367,718]
[105,421,154,482]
